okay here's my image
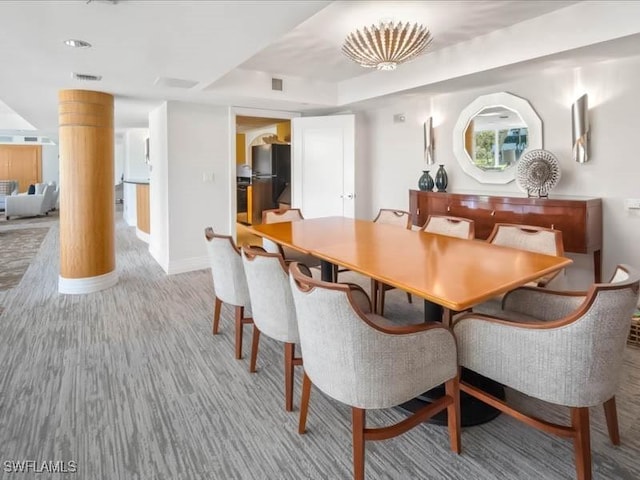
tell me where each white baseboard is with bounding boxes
[136,228,150,243]
[167,255,209,275]
[59,270,118,294]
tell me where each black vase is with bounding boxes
[435,164,448,192]
[418,170,434,191]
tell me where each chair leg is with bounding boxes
[284,343,295,412]
[352,407,366,480]
[298,372,312,434]
[406,292,412,304]
[571,407,592,480]
[445,376,461,454]
[603,397,621,446]
[213,297,222,334]
[249,325,260,373]
[235,306,244,359]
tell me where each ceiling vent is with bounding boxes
[271,78,283,91]
[0,136,56,145]
[154,77,198,89]
[73,73,102,81]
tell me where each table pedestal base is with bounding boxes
[400,369,504,426]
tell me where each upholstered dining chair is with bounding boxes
[368,209,413,315]
[289,262,461,480]
[421,214,475,240]
[487,223,564,287]
[473,223,565,315]
[453,264,640,480]
[204,227,253,360]
[241,245,371,412]
[261,208,321,268]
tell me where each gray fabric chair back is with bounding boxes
[423,215,475,239]
[289,264,457,409]
[456,265,640,407]
[241,247,298,344]
[373,209,411,229]
[204,230,250,308]
[488,223,563,255]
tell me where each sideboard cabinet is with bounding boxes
[409,190,603,281]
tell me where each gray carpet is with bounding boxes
[0,227,50,292]
[0,217,638,479]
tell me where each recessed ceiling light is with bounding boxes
[64,39,92,48]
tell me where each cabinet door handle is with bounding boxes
[491,210,496,216]
[551,224,555,229]
[447,205,451,212]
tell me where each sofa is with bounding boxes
[0,180,19,211]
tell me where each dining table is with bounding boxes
[248,216,573,425]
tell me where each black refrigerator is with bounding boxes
[251,144,291,224]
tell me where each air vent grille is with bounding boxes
[24,136,38,142]
[73,73,102,81]
[271,78,283,91]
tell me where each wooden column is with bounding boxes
[58,90,117,294]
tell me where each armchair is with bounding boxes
[5,185,54,220]
[369,209,413,314]
[453,264,640,480]
[473,223,565,315]
[204,228,253,360]
[289,263,460,480]
[241,246,371,412]
[0,180,18,210]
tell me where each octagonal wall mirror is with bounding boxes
[453,92,542,184]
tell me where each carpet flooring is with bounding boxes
[0,227,50,292]
[0,217,638,479]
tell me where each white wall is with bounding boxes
[356,55,640,289]
[149,104,169,271]
[149,101,232,274]
[41,144,59,185]
[123,128,150,226]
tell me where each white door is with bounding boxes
[291,114,355,218]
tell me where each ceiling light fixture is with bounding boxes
[342,21,432,71]
[64,39,92,48]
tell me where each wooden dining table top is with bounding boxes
[249,216,573,312]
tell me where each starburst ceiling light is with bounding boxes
[342,21,432,71]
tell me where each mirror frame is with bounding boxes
[452,92,543,184]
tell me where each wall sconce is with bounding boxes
[571,94,589,163]
[424,117,434,165]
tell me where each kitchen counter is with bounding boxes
[124,178,150,185]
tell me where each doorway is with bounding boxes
[234,114,292,246]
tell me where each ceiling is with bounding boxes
[1,0,639,141]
